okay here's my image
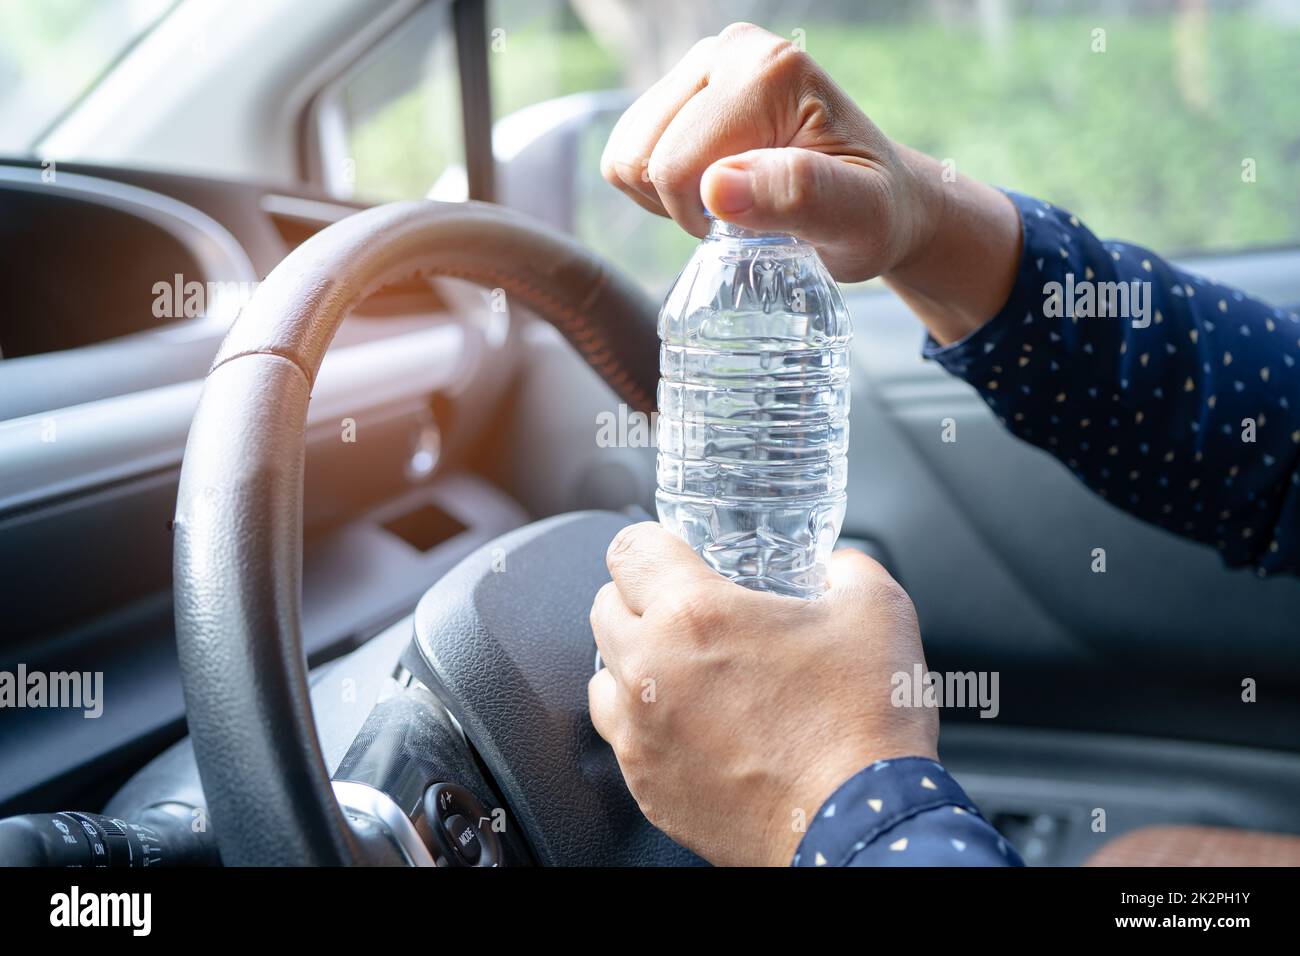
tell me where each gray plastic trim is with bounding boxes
[332,780,435,866]
[0,323,467,516]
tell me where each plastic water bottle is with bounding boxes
[656,217,851,599]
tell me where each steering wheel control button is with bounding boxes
[444,814,481,864]
[422,783,503,867]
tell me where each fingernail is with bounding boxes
[707,165,754,215]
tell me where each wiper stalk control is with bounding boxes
[0,803,219,867]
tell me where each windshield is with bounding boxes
[0,0,175,154]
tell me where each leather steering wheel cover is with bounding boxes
[173,200,660,866]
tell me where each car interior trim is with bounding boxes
[0,323,468,517]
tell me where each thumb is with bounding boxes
[700,147,879,248]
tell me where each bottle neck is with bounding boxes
[704,217,799,244]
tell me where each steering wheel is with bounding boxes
[172,200,696,866]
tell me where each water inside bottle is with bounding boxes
[656,219,851,598]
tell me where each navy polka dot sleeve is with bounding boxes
[793,758,1023,866]
[924,190,1300,576]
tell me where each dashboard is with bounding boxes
[0,158,529,815]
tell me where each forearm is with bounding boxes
[884,146,1023,345]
